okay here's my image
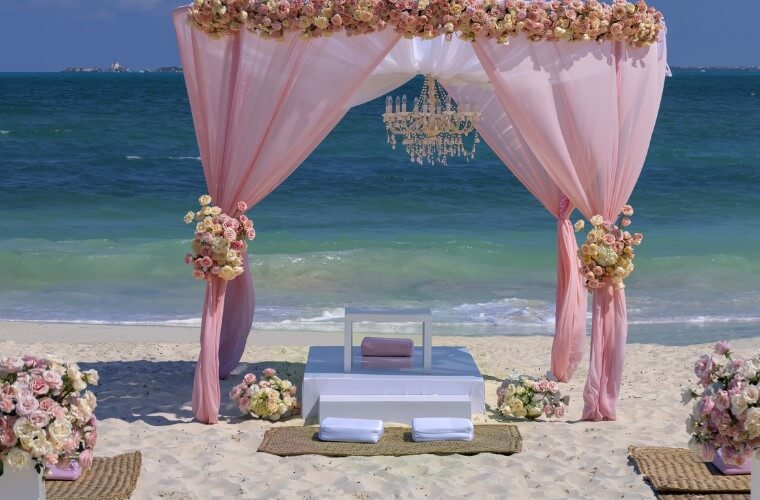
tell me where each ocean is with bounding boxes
[1,70,758,345]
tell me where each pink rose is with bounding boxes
[237,201,248,212]
[0,426,17,447]
[192,269,206,280]
[28,410,50,429]
[621,204,634,216]
[211,266,221,275]
[699,396,715,416]
[714,341,731,355]
[0,397,14,413]
[238,396,251,413]
[79,449,93,469]
[229,385,243,400]
[613,241,624,253]
[555,405,565,417]
[43,453,59,468]
[43,370,63,391]
[246,229,255,240]
[289,386,297,395]
[84,429,97,448]
[714,390,731,411]
[16,395,39,416]
[259,381,271,388]
[243,373,256,384]
[184,254,194,264]
[544,405,554,417]
[593,266,604,276]
[547,381,559,393]
[602,233,616,245]
[22,355,42,368]
[620,218,631,227]
[224,228,237,241]
[0,357,24,373]
[262,368,276,378]
[200,256,214,268]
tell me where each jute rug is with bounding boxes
[628,446,750,500]
[258,424,522,457]
[47,451,142,500]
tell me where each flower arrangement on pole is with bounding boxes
[0,355,98,477]
[682,342,760,468]
[496,374,570,420]
[574,204,642,291]
[184,194,255,281]
[229,369,300,421]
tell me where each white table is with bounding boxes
[344,307,432,373]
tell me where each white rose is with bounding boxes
[681,386,694,405]
[744,407,760,439]
[4,448,33,470]
[83,391,97,411]
[13,417,35,440]
[730,394,748,416]
[84,370,99,386]
[687,437,702,461]
[66,363,82,380]
[48,418,73,446]
[72,379,87,392]
[742,385,759,404]
[739,360,757,380]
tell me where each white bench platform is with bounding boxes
[319,394,471,425]
[302,345,485,424]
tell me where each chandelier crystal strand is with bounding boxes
[383,74,481,166]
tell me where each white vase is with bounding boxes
[752,448,759,500]
[0,459,46,500]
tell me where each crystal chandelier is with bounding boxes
[383,74,481,165]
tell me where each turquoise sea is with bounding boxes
[0,70,758,345]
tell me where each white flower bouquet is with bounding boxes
[682,341,760,466]
[0,355,98,476]
[229,368,300,422]
[496,374,570,420]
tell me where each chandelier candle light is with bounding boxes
[383,74,481,165]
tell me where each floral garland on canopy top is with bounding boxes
[187,0,664,46]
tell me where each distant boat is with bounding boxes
[110,62,129,73]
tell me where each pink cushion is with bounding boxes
[360,337,413,357]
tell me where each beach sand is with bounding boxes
[1,321,757,499]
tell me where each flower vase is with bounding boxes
[45,458,82,481]
[752,448,759,500]
[713,448,752,475]
[0,459,46,500]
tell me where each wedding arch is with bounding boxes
[173,0,668,424]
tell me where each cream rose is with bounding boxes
[744,407,760,439]
[730,393,748,416]
[198,194,212,206]
[5,447,33,470]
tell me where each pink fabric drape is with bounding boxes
[445,83,587,382]
[474,35,667,420]
[174,9,401,423]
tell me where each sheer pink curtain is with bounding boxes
[474,36,667,420]
[445,83,587,382]
[174,10,400,423]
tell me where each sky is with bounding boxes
[0,0,758,71]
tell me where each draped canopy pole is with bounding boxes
[443,82,588,383]
[474,35,667,420]
[174,8,401,423]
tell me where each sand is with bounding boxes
[1,321,757,499]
